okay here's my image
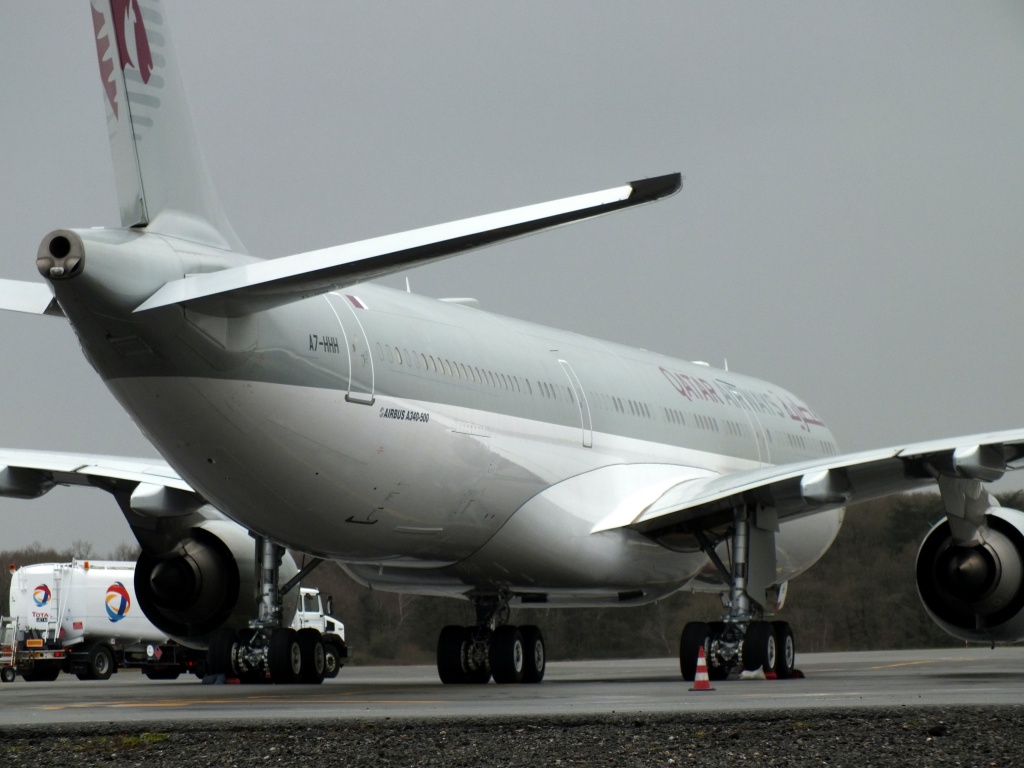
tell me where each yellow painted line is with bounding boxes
[866,658,977,670]
[41,697,442,711]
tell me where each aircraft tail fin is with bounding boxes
[90,0,245,252]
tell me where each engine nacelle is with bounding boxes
[134,520,297,648]
[916,507,1024,643]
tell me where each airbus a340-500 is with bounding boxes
[2,1,1022,686]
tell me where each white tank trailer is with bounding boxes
[2,560,345,682]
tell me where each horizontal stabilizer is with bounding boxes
[0,279,64,317]
[135,173,682,317]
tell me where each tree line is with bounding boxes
[5,492,1017,663]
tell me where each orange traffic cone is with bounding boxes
[689,645,715,691]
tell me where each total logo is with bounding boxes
[32,584,51,607]
[105,582,131,623]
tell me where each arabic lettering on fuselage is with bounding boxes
[658,366,824,432]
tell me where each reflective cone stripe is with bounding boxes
[689,645,715,691]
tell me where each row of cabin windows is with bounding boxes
[377,343,579,403]
[590,391,653,419]
[377,342,840,456]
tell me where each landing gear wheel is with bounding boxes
[519,625,546,684]
[679,621,711,681]
[771,621,795,678]
[268,628,301,684]
[235,628,266,684]
[742,621,777,674]
[207,628,238,677]
[1,666,15,683]
[464,627,492,684]
[437,625,469,684]
[87,645,115,681]
[489,626,525,684]
[297,628,326,684]
[707,622,731,681]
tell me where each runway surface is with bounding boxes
[2,647,1022,727]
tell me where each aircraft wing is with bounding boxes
[0,279,64,317]
[593,428,1024,537]
[0,448,203,516]
[135,174,682,317]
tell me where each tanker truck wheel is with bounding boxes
[1,666,15,683]
[86,645,115,681]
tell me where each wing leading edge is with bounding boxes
[0,448,202,517]
[593,428,1024,539]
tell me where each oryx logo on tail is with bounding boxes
[91,0,154,120]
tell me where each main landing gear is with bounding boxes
[679,505,797,682]
[436,594,546,684]
[206,538,339,684]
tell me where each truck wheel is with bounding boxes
[22,663,61,682]
[1,667,15,683]
[144,666,182,681]
[87,645,115,681]
[323,642,344,678]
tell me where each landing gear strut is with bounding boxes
[206,537,331,684]
[436,593,545,685]
[679,505,796,681]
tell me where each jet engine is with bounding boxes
[134,519,297,647]
[916,507,1024,643]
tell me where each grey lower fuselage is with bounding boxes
[54,229,843,606]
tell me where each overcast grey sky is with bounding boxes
[2,2,1024,551]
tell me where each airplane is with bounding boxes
[2,0,1024,686]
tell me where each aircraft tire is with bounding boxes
[490,626,525,684]
[707,622,731,680]
[679,621,711,681]
[519,625,546,684]
[268,628,302,684]
[771,621,795,678]
[464,627,492,684]
[742,621,777,674]
[206,628,238,677]
[437,625,470,684]
[297,628,326,684]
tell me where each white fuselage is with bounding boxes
[49,231,842,606]
[50,234,842,607]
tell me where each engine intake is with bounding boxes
[134,520,297,647]
[916,507,1024,642]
